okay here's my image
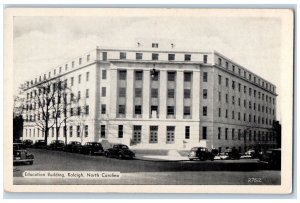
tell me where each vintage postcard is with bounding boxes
[4,8,294,193]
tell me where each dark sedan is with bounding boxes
[33,140,47,149]
[80,142,104,155]
[188,147,215,161]
[105,144,135,159]
[13,143,34,165]
[64,141,82,153]
[22,139,33,148]
[47,140,65,150]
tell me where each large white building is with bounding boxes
[22,42,278,152]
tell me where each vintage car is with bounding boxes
[33,140,47,148]
[214,152,230,160]
[80,142,104,155]
[105,144,135,159]
[188,147,215,161]
[224,148,241,160]
[13,143,34,165]
[64,141,82,153]
[23,139,33,148]
[259,148,281,169]
[47,140,65,150]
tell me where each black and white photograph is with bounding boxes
[4,8,294,193]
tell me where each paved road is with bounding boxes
[13,149,281,185]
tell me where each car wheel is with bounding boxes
[118,154,123,159]
[200,156,205,161]
[88,150,92,155]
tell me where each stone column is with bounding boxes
[176,70,184,119]
[126,69,134,118]
[142,70,150,119]
[159,70,167,119]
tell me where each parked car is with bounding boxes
[80,142,104,155]
[188,147,215,161]
[259,148,281,169]
[23,139,33,148]
[13,143,34,165]
[33,140,47,148]
[105,144,135,159]
[224,148,241,160]
[214,152,230,160]
[64,141,82,153]
[47,140,65,150]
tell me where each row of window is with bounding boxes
[25,105,90,122]
[217,127,276,142]
[218,75,275,104]
[217,57,275,93]
[216,107,274,125]
[117,52,208,63]
[25,125,89,138]
[27,54,92,87]
[218,92,275,115]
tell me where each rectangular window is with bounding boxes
[151,88,158,98]
[218,75,222,85]
[71,77,74,86]
[119,88,126,97]
[134,105,142,115]
[218,58,222,66]
[120,52,126,59]
[225,61,229,69]
[86,89,89,98]
[167,106,175,116]
[77,107,81,116]
[218,108,221,117]
[70,108,73,116]
[152,53,159,60]
[79,58,82,65]
[119,70,127,80]
[168,89,175,98]
[232,65,235,72]
[232,129,235,140]
[203,89,207,99]
[203,72,208,82]
[78,74,81,84]
[218,127,221,139]
[184,54,191,61]
[69,126,73,137]
[101,87,106,97]
[118,125,123,138]
[118,105,125,114]
[59,67,62,73]
[102,52,107,61]
[225,94,228,103]
[77,126,80,137]
[85,105,89,115]
[202,127,207,139]
[78,91,81,100]
[185,126,190,139]
[135,71,143,80]
[152,43,158,48]
[102,69,107,79]
[135,88,142,97]
[232,81,235,90]
[225,128,228,140]
[184,106,191,116]
[226,78,229,87]
[232,96,235,105]
[85,125,88,137]
[86,72,89,82]
[101,125,106,138]
[133,125,142,143]
[136,53,143,60]
[203,55,208,64]
[218,91,221,101]
[87,54,90,62]
[203,106,207,116]
[150,126,158,143]
[168,72,176,81]
[101,104,106,114]
[65,64,68,70]
[184,72,192,82]
[238,83,241,92]
[151,106,158,118]
[166,126,175,143]
[168,54,175,61]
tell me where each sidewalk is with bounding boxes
[135,149,189,161]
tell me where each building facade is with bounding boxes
[21,42,278,152]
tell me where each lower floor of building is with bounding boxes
[22,119,279,153]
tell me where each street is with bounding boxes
[13,148,281,185]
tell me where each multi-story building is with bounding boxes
[21,42,278,152]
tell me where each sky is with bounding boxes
[13,12,282,120]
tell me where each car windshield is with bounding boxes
[121,145,129,149]
[191,147,198,151]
